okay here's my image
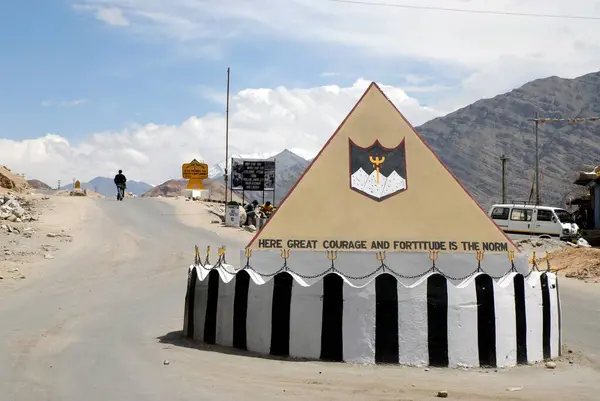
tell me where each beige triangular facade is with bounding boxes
[248,83,517,253]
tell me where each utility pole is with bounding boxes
[224,67,231,205]
[534,112,539,205]
[529,114,600,206]
[500,154,508,203]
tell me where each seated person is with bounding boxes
[260,201,274,217]
[244,200,259,226]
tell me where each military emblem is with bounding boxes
[349,139,407,201]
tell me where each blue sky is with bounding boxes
[0,0,468,143]
[1,0,598,185]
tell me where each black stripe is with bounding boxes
[556,278,562,357]
[476,274,497,368]
[320,273,344,361]
[203,269,220,344]
[375,274,399,364]
[270,272,293,356]
[233,270,250,350]
[427,274,449,367]
[513,274,528,364]
[184,267,198,339]
[540,273,551,360]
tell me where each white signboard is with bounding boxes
[225,204,241,227]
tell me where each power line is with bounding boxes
[324,0,600,21]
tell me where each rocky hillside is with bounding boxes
[417,71,600,209]
[0,166,29,193]
[27,179,52,190]
[142,178,245,203]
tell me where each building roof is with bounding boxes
[574,166,600,186]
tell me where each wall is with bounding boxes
[184,264,561,368]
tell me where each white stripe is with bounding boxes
[547,274,560,358]
[193,277,209,342]
[246,279,274,354]
[343,282,376,363]
[216,277,236,347]
[447,280,479,367]
[494,279,516,367]
[289,281,324,359]
[525,273,543,363]
[397,282,428,366]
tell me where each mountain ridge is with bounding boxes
[63,176,154,197]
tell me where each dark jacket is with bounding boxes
[114,173,127,186]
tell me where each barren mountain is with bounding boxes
[417,71,600,209]
[27,179,52,190]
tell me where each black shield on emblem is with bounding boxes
[349,139,407,202]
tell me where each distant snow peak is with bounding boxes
[351,169,406,198]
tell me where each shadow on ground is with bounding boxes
[157,331,322,363]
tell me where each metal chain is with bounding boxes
[437,267,479,281]
[194,249,544,282]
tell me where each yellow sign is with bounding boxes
[182,159,208,179]
[74,180,81,189]
[182,159,208,190]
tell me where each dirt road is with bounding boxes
[1,197,599,401]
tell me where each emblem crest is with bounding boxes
[349,139,407,201]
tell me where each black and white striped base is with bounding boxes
[183,267,561,367]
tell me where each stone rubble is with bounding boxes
[0,194,39,223]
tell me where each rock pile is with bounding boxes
[516,238,571,253]
[0,194,38,223]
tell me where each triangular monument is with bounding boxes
[248,82,517,254]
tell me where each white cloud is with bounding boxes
[41,99,89,108]
[74,4,129,26]
[0,80,442,186]
[72,0,600,108]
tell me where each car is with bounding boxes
[488,203,579,241]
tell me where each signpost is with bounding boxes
[182,159,208,189]
[230,158,277,205]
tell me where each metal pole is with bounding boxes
[534,112,540,205]
[224,67,230,205]
[500,154,507,204]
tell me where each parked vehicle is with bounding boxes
[487,203,579,240]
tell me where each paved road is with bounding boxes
[0,198,245,401]
[559,278,600,366]
[0,198,598,401]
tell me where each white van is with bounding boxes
[487,203,579,240]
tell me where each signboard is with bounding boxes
[182,159,208,179]
[182,159,208,190]
[243,161,265,191]
[264,161,275,190]
[231,158,245,190]
[225,204,241,227]
[231,159,276,191]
